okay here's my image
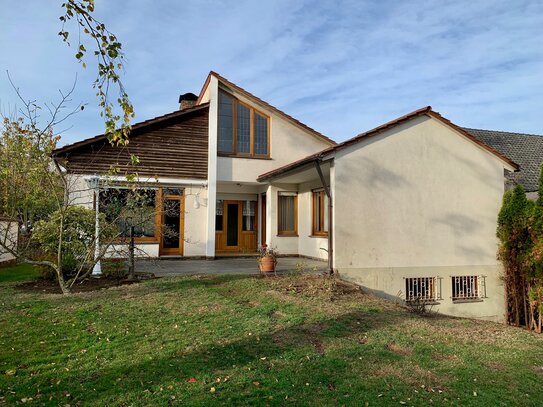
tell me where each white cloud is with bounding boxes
[0,0,541,145]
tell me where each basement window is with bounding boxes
[451,276,486,302]
[405,277,441,303]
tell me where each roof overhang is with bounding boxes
[257,106,519,182]
[52,102,210,157]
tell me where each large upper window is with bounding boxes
[312,189,329,236]
[218,91,269,157]
[278,192,297,236]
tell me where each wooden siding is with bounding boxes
[58,107,209,179]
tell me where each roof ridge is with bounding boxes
[463,127,543,138]
[257,106,519,181]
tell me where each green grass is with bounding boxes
[0,263,39,283]
[1,274,542,406]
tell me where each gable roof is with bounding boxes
[465,128,543,192]
[257,106,519,182]
[52,102,210,156]
[196,71,336,146]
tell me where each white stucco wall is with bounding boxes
[67,174,94,209]
[0,220,18,264]
[266,184,299,255]
[297,180,328,260]
[183,187,208,257]
[333,115,509,322]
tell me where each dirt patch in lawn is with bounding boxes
[15,277,141,294]
[269,275,365,301]
[271,321,328,355]
[386,341,413,356]
[374,363,447,390]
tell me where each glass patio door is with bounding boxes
[159,191,184,256]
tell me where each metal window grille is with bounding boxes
[405,277,440,302]
[452,275,485,301]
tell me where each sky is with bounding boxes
[1,0,542,146]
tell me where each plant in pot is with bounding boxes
[257,244,278,273]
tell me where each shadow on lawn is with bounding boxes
[155,273,261,290]
[82,308,406,404]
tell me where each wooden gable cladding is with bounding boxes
[57,107,209,179]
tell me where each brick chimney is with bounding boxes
[179,92,198,110]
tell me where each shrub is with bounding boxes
[497,170,543,332]
[101,260,128,280]
[31,206,115,279]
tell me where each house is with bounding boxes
[54,71,543,323]
[464,128,543,200]
[0,217,17,266]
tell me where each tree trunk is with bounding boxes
[56,268,71,294]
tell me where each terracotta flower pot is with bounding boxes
[259,255,276,273]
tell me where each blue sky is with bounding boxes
[1,0,542,146]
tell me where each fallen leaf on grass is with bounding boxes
[187,378,197,383]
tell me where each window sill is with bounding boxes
[309,234,328,238]
[218,153,272,160]
[277,234,298,237]
[452,299,485,304]
[405,300,441,306]
[113,239,159,245]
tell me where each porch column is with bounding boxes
[265,184,273,247]
[89,177,102,275]
[257,193,262,247]
[205,76,219,259]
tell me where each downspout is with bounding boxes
[314,160,333,275]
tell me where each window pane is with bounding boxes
[162,199,181,248]
[278,193,296,233]
[218,92,233,153]
[242,201,256,231]
[314,192,321,232]
[100,189,156,238]
[323,193,329,232]
[216,200,223,231]
[237,103,251,153]
[254,112,268,155]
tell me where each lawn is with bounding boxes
[1,274,542,406]
[0,264,39,283]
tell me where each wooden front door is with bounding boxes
[215,200,257,253]
[159,193,185,256]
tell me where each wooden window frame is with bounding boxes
[312,189,328,237]
[97,187,163,244]
[277,192,298,236]
[217,90,270,158]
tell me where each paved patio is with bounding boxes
[134,257,328,277]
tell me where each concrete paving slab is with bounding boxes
[134,257,327,277]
